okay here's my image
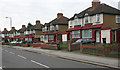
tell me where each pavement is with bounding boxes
[2,45,120,69]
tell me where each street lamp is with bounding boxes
[5,17,12,30]
[5,17,12,44]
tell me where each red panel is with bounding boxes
[116,30,120,43]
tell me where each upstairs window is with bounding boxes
[56,25,58,30]
[45,26,47,32]
[116,15,120,23]
[96,14,100,22]
[69,21,73,28]
[50,25,54,31]
[85,17,88,24]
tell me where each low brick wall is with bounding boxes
[80,45,120,58]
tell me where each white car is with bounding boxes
[10,41,17,44]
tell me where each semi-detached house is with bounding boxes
[62,0,120,44]
[41,13,69,43]
[24,20,43,42]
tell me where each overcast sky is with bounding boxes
[0,0,120,31]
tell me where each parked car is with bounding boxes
[16,41,23,43]
[10,41,17,44]
[71,38,95,45]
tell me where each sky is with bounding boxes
[0,0,120,31]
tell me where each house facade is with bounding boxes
[24,20,43,42]
[14,25,26,41]
[1,28,10,42]
[41,13,69,43]
[62,0,120,44]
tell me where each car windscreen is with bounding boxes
[76,39,82,42]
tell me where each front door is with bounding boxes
[96,31,100,43]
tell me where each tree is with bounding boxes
[27,23,33,28]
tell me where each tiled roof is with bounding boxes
[49,16,69,25]
[69,3,120,20]
[9,29,17,34]
[2,30,9,34]
[18,28,26,33]
[26,24,43,30]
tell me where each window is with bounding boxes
[33,30,35,34]
[74,19,78,25]
[56,25,58,30]
[42,28,45,32]
[72,30,80,38]
[88,16,92,23]
[116,15,120,23]
[96,14,100,22]
[45,26,47,32]
[50,25,54,31]
[69,21,73,28]
[82,29,92,38]
[49,35,54,40]
[44,35,48,40]
[85,17,88,24]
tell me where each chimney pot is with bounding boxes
[92,0,101,7]
[12,27,15,30]
[36,20,40,25]
[4,28,7,31]
[57,13,63,18]
[22,25,26,29]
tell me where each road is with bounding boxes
[1,45,114,69]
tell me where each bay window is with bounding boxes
[116,15,120,23]
[49,35,54,40]
[72,30,80,38]
[44,35,48,40]
[82,29,92,38]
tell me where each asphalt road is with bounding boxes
[1,46,114,69]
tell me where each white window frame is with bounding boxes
[69,20,73,28]
[44,35,48,40]
[116,15,120,23]
[49,35,54,40]
[56,25,58,30]
[50,25,54,31]
[96,14,100,22]
[85,17,88,24]
[82,29,92,38]
[72,30,80,38]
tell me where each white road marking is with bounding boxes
[17,55,27,59]
[31,60,50,68]
[9,52,15,54]
[0,67,2,69]
[5,50,8,52]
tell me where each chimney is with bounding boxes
[36,20,41,25]
[57,13,63,18]
[12,27,15,30]
[4,28,7,31]
[22,25,26,29]
[92,0,101,7]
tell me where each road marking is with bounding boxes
[0,67,2,69]
[9,52,15,54]
[31,60,50,68]
[5,50,8,52]
[17,55,27,59]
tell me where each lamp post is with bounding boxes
[5,17,12,30]
[5,17,12,44]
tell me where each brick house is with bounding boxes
[1,28,10,42]
[24,20,43,42]
[62,0,120,44]
[41,13,69,43]
[14,25,26,41]
[9,27,18,42]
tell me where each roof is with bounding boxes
[69,3,120,20]
[9,29,17,34]
[49,16,69,25]
[2,30,9,34]
[18,28,26,33]
[26,24,43,30]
